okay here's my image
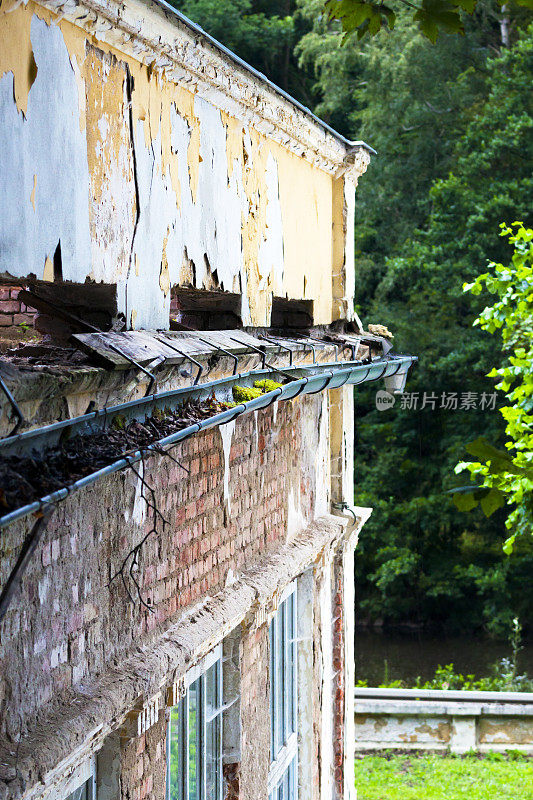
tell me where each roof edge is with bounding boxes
[36,0,375,173]
[151,0,377,156]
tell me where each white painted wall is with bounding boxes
[0,16,91,282]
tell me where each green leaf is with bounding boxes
[480,488,506,517]
[503,535,515,555]
[452,490,479,512]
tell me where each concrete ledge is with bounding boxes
[354,688,533,755]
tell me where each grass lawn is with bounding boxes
[355,751,533,800]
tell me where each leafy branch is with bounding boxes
[323,0,532,43]
[453,223,533,553]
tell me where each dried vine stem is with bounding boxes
[109,453,171,612]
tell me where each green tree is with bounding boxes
[454,224,533,554]
[352,25,533,635]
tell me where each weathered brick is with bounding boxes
[0,300,19,313]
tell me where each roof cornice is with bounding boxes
[37,0,373,176]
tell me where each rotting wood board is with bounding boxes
[72,330,276,369]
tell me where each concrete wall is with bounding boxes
[0,0,370,330]
[353,689,533,754]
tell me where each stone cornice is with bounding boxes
[36,0,373,176]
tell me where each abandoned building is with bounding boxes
[0,2,415,800]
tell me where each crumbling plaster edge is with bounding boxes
[0,513,365,800]
[32,0,370,177]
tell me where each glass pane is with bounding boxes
[188,679,201,800]
[275,602,285,751]
[205,661,219,719]
[205,662,221,800]
[270,620,276,757]
[65,779,91,800]
[168,703,184,800]
[286,593,295,735]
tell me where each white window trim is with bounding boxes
[59,756,96,800]
[268,733,298,791]
[268,584,298,798]
[166,645,224,800]
[183,644,222,689]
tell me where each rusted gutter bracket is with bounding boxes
[154,334,203,384]
[278,336,317,364]
[195,336,239,375]
[229,337,267,369]
[259,335,294,367]
[306,335,339,363]
[0,374,25,436]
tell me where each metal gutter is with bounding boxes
[0,355,415,529]
[148,0,377,156]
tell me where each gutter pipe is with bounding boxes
[0,355,416,530]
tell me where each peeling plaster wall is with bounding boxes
[0,0,369,329]
[0,12,92,284]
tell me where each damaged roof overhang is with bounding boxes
[0,348,416,530]
[149,0,377,157]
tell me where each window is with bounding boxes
[269,585,298,800]
[270,298,313,330]
[170,288,242,330]
[167,646,223,800]
[63,758,96,800]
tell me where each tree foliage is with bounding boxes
[454,224,533,554]
[169,0,316,101]
[298,4,532,634]
[323,0,533,43]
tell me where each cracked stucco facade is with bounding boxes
[0,0,370,330]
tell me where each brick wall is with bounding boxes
[239,625,270,800]
[0,285,36,330]
[332,555,345,799]
[121,713,168,800]
[0,397,324,743]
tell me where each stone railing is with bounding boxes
[354,687,533,753]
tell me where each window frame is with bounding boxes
[166,644,223,800]
[268,582,298,800]
[62,757,96,800]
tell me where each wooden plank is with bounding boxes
[72,330,276,369]
[72,332,188,368]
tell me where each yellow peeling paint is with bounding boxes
[30,174,37,211]
[221,111,244,180]
[0,0,40,115]
[43,256,53,282]
[273,140,334,324]
[159,228,171,296]
[220,111,335,326]
[173,86,201,203]
[85,46,127,203]
[58,18,88,131]
[3,0,349,329]
[240,128,271,325]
